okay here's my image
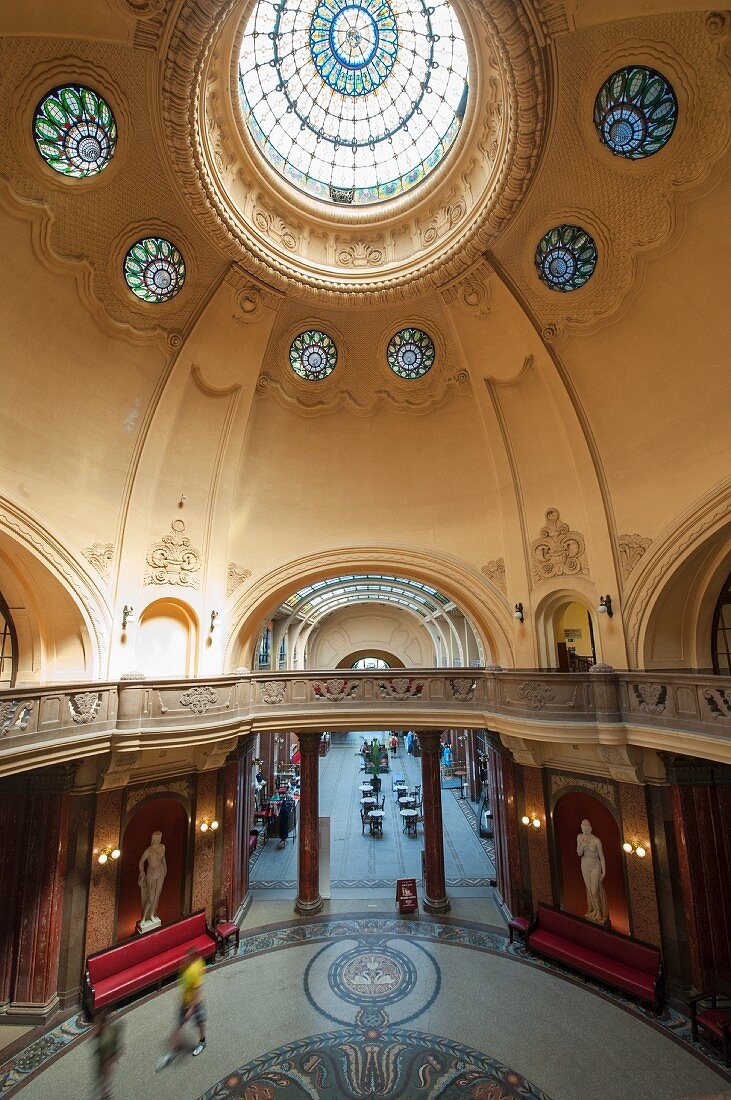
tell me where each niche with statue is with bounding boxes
[552,790,629,935]
[117,796,189,940]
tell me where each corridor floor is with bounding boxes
[250,733,495,900]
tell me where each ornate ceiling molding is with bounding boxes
[160,0,547,303]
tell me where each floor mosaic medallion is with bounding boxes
[200,1026,551,1099]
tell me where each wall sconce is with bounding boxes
[97,846,121,865]
[622,840,647,858]
[521,814,541,829]
[199,819,219,834]
[122,605,135,630]
[514,602,524,622]
[597,595,613,617]
[210,610,219,633]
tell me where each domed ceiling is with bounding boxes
[162,0,546,301]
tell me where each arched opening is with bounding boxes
[553,791,629,935]
[117,797,189,941]
[342,652,401,669]
[711,571,731,674]
[534,588,600,670]
[137,599,199,678]
[0,591,18,688]
[243,570,489,671]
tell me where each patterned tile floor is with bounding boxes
[3,913,730,1100]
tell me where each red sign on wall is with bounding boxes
[396,878,418,914]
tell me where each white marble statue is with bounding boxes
[138,830,167,931]
[576,818,608,924]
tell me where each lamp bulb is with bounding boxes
[532,817,541,828]
[521,815,530,826]
[635,846,646,858]
[98,851,108,865]
[200,821,208,833]
[111,848,121,860]
[210,820,219,831]
[597,603,607,613]
[622,842,633,853]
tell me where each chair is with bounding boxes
[690,978,731,1065]
[371,774,382,795]
[412,784,421,800]
[213,898,240,957]
[370,814,383,837]
[379,794,385,809]
[361,808,371,835]
[403,813,418,837]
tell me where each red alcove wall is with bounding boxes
[553,791,629,935]
[117,798,188,941]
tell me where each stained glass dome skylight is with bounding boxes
[34,85,116,178]
[238,0,469,206]
[594,67,677,159]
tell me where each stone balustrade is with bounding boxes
[0,668,729,776]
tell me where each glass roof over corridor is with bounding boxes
[258,573,485,669]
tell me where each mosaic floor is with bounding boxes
[3,911,730,1100]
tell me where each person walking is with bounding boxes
[94,1010,123,1100]
[156,949,207,1070]
[389,733,398,757]
[277,798,290,848]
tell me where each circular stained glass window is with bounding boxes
[535,225,597,292]
[124,238,186,303]
[387,328,435,378]
[594,66,677,159]
[290,330,338,379]
[238,0,469,206]
[33,85,117,178]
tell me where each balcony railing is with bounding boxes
[0,668,729,776]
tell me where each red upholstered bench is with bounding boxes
[526,904,664,1011]
[690,981,731,1065]
[508,916,530,945]
[83,909,217,1017]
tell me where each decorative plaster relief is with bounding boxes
[704,688,731,720]
[378,677,424,701]
[260,681,286,705]
[227,563,252,598]
[253,202,301,252]
[144,520,201,588]
[82,542,114,584]
[618,534,651,580]
[529,0,576,43]
[312,679,359,702]
[598,746,644,785]
[632,683,667,715]
[481,558,506,593]
[334,239,386,268]
[450,678,477,702]
[0,700,34,736]
[517,681,556,710]
[550,772,617,807]
[441,264,492,317]
[531,508,588,583]
[70,692,101,724]
[501,734,542,766]
[418,199,466,249]
[180,685,218,715]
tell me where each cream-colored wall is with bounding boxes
[306,604,436,669]
[0,8,728,685]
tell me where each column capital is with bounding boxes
[294,730,324,754]
[415,729,443,753]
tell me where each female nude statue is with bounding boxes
[576,819,608,924]
[138,830,167,925]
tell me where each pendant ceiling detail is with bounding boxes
[238,0,469,205]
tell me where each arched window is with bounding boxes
[712,572,731,674]
[352,657,390,670]
[0,593,18,689]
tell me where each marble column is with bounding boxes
[487,738,525,917]
[418,730,450,914]
[295,731,323,915]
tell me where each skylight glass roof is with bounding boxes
[238,0,469,205]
